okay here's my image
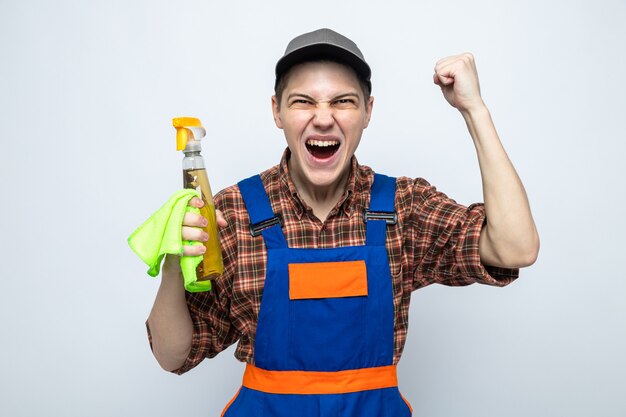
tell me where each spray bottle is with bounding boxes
[173,117,224,281]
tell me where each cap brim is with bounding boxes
[275,43,371,87]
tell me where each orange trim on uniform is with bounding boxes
[242,364,398,395]
[288,260,368,300]
[220,387,241,417]
[401,393,413,413]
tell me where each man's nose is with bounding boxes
[312,104,335,128]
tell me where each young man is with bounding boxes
[147,28,539,416]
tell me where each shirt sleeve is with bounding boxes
[407,178,519,290]
[145,188,241,375]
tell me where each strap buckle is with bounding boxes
[250,214,283,237]
[363,209,397,225]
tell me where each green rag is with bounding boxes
[128,189,212,292]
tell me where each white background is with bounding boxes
[1,1,625,416]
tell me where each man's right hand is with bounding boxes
[149,195,228,372]
[181,197,227,256]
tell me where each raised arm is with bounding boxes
[433,53,539,268]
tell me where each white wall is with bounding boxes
[1,1,625,416]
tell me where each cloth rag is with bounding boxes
[128,189,212,292]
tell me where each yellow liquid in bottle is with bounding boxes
[183,168,224,280]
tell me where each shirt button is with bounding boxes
[319,225,326,243]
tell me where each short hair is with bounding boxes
[274,58,371,109]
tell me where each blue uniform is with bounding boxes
[221,173,412,417]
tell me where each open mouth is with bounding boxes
[305,139,340,160]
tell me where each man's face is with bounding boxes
[272,61,373,193]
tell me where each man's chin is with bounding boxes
[301,167,348,190]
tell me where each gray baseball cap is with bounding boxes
[275,28,372,93]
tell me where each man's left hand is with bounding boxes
[433,53,485,114]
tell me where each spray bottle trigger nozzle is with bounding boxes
[173,117,205,151]
[176,128,189,151]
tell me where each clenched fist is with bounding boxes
[433,53,486,114]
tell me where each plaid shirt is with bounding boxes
[153,149,518,375]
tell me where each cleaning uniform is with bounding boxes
[221,173,412,417]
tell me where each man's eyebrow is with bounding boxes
[335,92,359,99]
[286,93,316,101]
[334,92,361,101]
[286,92,361,101]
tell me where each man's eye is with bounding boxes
[334,99,356,106]
[291,99,311,106]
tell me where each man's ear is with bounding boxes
[363,96,374,129]
[271,96,283,129]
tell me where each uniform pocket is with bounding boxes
[287,260,368,370]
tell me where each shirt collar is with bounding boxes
[278,148,361,220]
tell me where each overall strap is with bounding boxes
[238,175,288,249]
[365,173,397,246]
